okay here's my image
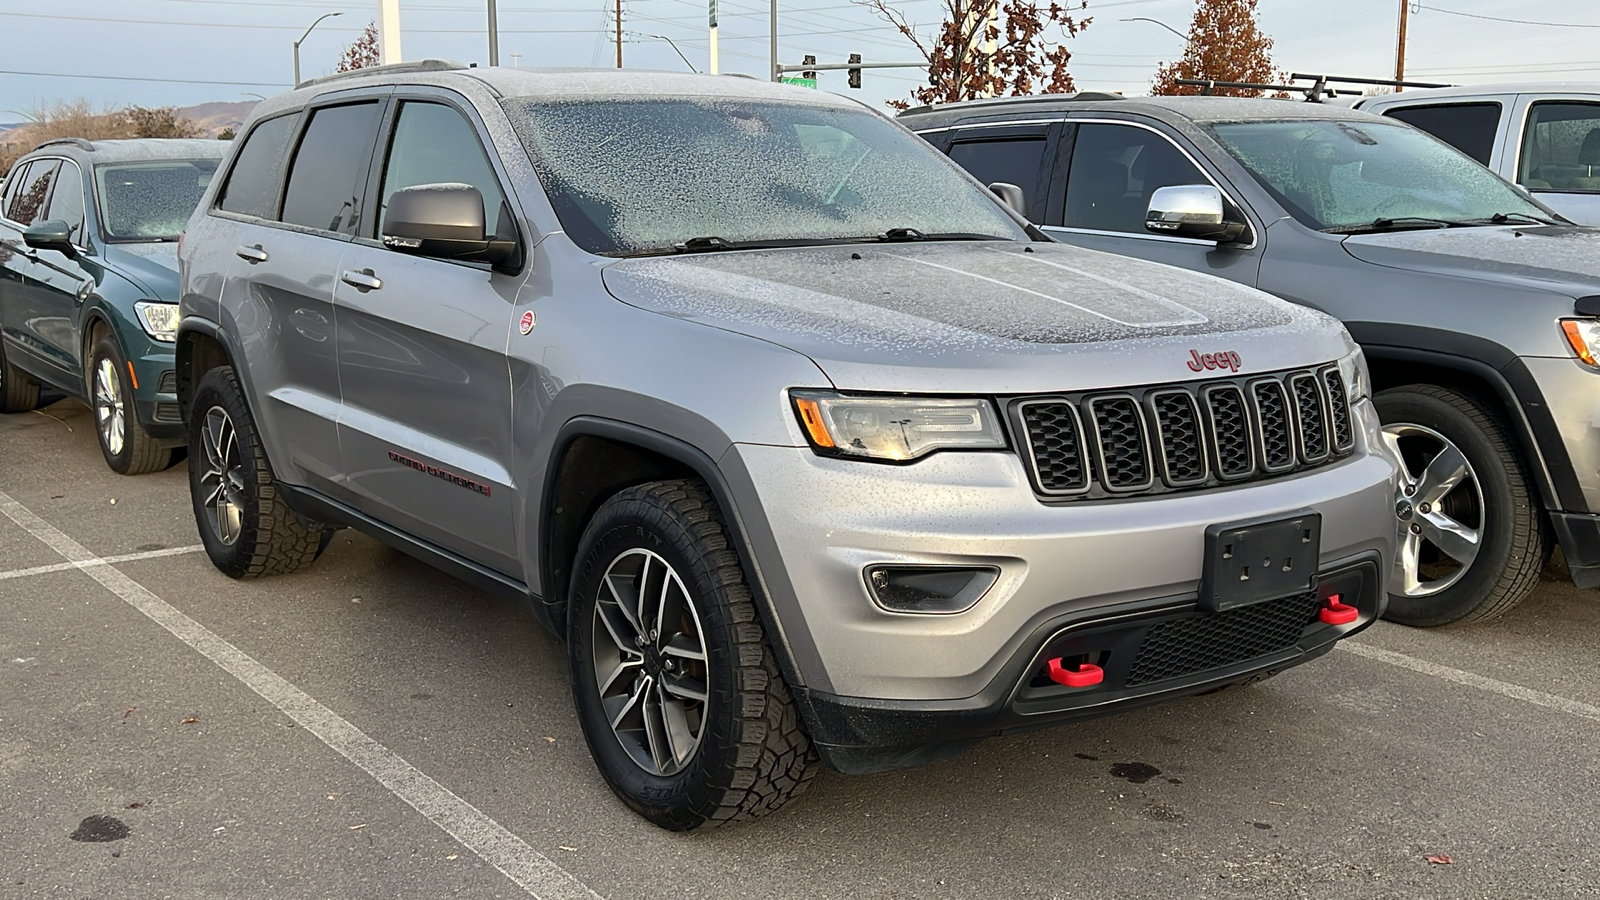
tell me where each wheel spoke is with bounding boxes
[595,599,642,656]
[1419,511,1480,566]
[1415,443,1470,506]
[605,565,646,636]
[1378,427,1408,477]
[660,671,708,704]
[661,633,707,662]
[655,682,696,767]
[608,675,649,731]
[1394,527,1424,596]
[203,411,227,472]
[640,683,674,772]
[598,657,642,696]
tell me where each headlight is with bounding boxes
[133,301,180,342]
[791,391,1007,461]
[1561,319,1600,369]
[1336,347,1370,403]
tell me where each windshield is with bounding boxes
[95,159,220,241]
[1209,119,1553,232]
[505,97,1027,256]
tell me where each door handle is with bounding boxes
[236,245,269,264]
[340,268,383,292]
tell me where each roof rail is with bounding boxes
[1176,73,1453,103]
[32,137,95,152]
[296,59,467,90]
[897,90,1124,117]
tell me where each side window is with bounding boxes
[947,138,1048,223]
[376,101,507,238]
[1518,101,1600,192]
[46,161,86,244]
[6,160,61,227]
[1383,103,1501,166]
[281,102,381,233]
[1063,124,1209,234]
[2,162,32,222]
[217,113,299,219]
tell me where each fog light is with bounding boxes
[865,565,998,614]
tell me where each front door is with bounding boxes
[333,95,524,575]
[1507,97,1600,226]
[1045,120,1264,286]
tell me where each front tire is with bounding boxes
[0,337,40,414]
[1374,385,1550,626]
[568,479,818,830]
[188,366,329,578]
[89,334,171,475]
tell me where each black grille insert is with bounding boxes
[1126,591,1321,686]
[1018,401,1089,494]
[1205,386,1254,480]
[1089,397,1151,490]
[1250,380,1295,472]
[157,370,178,394]
[1291,373,1329,463]
[1323,367,1354,452]
[1150,391,1206,486]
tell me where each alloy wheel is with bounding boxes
[198,406,246,546]
[591,548,710,776]
[1382,422,1484,598]
[94,358,125,456]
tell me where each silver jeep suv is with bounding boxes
[176,62,1396,829]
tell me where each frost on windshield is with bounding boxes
[96,159,220,241]
[1210,120,1547,230]
[504,97,1024,255]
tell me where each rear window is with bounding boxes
[280,102,380,233]
[1382,102,1501,166]
[5,159,60,226]
[217,113,299,219]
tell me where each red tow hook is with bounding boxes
[1319,593,1358,626]
[1047,658,1104,688]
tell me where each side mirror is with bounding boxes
[381,183,518,269]
[988,182,1028,218]
[1145,184,1247,244]
[23,219,77,259]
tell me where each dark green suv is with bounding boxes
[0,138,225,473]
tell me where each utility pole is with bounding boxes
[770,0,779,81]
[709,0,719,75]
[488,0,499,66]
[379,0,402,65]
[616,0,623,67]
[1394,0,1409,91]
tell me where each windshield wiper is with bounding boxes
[874,229,1009,242]
[1325,216,1459,235]
[676,236,738,254]
[1472,212,1560,226]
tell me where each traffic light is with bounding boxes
[848,52,861,89]
[802,54,817,81]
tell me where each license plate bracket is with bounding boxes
[1200,510,1321,613]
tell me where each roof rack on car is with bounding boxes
[898,90,1124,117]
[32,137,95,152]
[296,59,467,90]
[1177,73,1453,103]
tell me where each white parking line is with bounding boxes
[0,490,603,900]
[0,544,204,581]
[1339,640,1600,725]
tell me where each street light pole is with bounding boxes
[1122,16,1189,45]
[488,0,500,67]
[769,0,778,81]
[293,11,342,86]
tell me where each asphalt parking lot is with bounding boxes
[4,395,1600,900]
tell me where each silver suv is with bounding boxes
[176,62,1395,829]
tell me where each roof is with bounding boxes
[1358,82,1600,105]
[898,92,1388,130]
[24,137,228,164]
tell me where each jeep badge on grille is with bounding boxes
[1187,349,1241,373]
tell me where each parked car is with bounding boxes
[177,62,1396,829]
[0,137,226,473]
[1357,83,1600,226]
[903,93,1600,627]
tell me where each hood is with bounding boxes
[600,241,1352,393]
[1342,225,1600,298]
[100,242,180,301]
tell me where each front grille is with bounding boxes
[1125,590,1321,686]
[1014,364,1355,500]
[157,370,178,394]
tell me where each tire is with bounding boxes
[0,337,40,414]
[188,366,330,578]
[89,333,172,475]
[568,479,818,830]
[1374,385,1550,626]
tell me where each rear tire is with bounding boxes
[1374,385,1550,626]
[568,479,818,830]
[0,338,40,414]
[89,333,171,475]
[188,366,330,578]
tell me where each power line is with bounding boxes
[0,68,291,87]
[1418,4,1600,29]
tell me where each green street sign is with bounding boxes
[780,76,817,89]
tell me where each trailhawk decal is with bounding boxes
[387,451,492,497]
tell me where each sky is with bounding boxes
[2,0,1599,125]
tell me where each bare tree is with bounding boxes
[1150,0,1282,97]
[337,22,381,73]
[123,106,202,139]
[1,100,203,173]
[858,0,1090,109]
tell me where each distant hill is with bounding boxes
[178,100,257,138]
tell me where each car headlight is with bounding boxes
[133,301,180,342]
[790,391,1007,461]
[1336,347,1370,403]
[1561,319,1600,369]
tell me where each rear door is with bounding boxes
[331,92,524,575]
[212,96,385,496]
[935,122,1061,226]
[0,159,80,385]
[1505,96,1600,225]
[1045,119,1263,286]
[24,157,95,388]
